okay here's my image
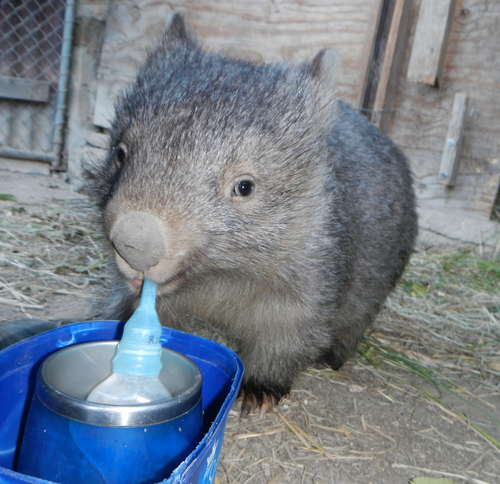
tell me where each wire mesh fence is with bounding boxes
[0,0,74,169]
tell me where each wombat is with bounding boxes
[95,14,418,416]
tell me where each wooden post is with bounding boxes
[407,0,456,87]
[438,93,468,187]
[356,0,384,111]
[357,0,413,133]
[371,0,413,132]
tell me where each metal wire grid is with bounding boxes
[0,0,74,168]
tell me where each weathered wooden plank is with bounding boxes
[0,75,50,103]
[407,0,456,86]
[438,92,468,187]
[414,173,500,222]
[93,0,376,128]
[418,174,499,204]
[371,0,413,132]
[356,0,383,109]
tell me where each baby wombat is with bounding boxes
[96,14,418,416]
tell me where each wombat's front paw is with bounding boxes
[237,380,289,418]
[238,389,276,418]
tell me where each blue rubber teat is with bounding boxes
[112,279,163,377]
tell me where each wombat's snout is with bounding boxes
[110,212,167,272]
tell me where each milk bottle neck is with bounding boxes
[112,279,163,378]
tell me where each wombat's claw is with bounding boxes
[258,395,274,418]
[238,390,276,418]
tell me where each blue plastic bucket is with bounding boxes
[0,321,243,484]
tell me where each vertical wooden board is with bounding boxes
[407,0,455,86]
[356,0,384,109]
[371,0,413,132]
[438,93,468,187]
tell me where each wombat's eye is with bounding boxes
[113,144,127,167]
[233,180,254,197]
[116,146,126,163]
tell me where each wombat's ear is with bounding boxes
[164,13,191,45]
[310,48,338,91]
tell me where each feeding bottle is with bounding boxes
[87,278,172,405]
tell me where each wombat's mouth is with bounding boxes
[129,271,186,296]
[114,249,186,295]
[131,278,143,288]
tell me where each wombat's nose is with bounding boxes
[110,212,167,272]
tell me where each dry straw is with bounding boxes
[0,197,107,317]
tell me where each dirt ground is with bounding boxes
[1,171,499,484]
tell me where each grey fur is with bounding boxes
[95,14,418,403]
